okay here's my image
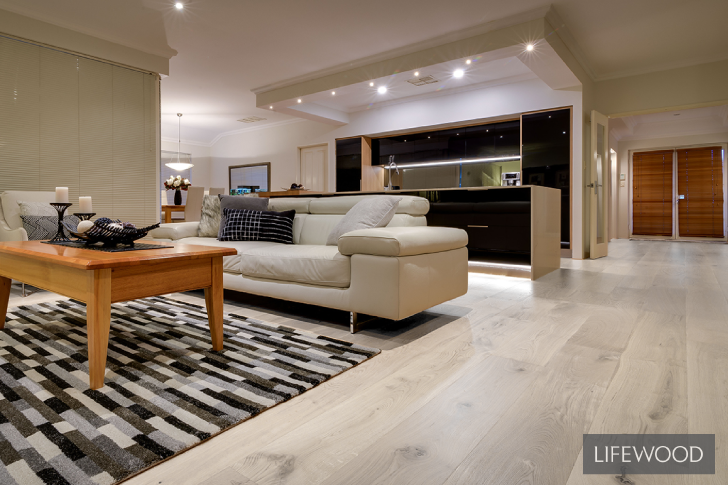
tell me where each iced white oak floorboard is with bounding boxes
[687,340,728,485]
[442,342,620,485]
[319,355,540,485]
[5,240,728,485]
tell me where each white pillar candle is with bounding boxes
[55,187,69,203]
[79,196,92,212]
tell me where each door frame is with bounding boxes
[628,142,728,241]
[297,143,329,192]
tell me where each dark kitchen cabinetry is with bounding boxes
[335,138,362,192]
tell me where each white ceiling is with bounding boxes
[1,0,727,144]
[305,57,535,113]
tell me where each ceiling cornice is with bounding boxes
[594,53,728,82]
[161,137,213,148]
[0,5,177,59]
[544,7,597,81]
[208,118,308,147]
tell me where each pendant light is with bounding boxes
[165,113,194,171]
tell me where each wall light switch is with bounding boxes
[620,181,625,187]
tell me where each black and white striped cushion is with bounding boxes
[20,215,80,240]
[218,208,294,244]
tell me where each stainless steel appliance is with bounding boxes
[501,172,521,186]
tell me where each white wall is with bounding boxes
[161,140,213,195]
[210,78,585,256]
[614,132,728,239]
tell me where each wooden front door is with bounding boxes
[633,150,674,237]
[676,146,724,238]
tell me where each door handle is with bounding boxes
[586,182,597,195]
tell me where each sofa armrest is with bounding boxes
[0,220,27,242]
[149,222,200,241]
[338,226,468,257]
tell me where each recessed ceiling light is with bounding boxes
[414,71,420,77]
[453,69,464,79]
[297,99,302,103]
[174,2,183,9]
[466,59,472,65]
[428,136,431,139]
[369,82,374,87]
[331,91,335,95]
[269,106,273,109]
[526,44,534,51]
[377,86,387,94]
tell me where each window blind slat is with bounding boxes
[79,58,114,220]
[0,36,158,228]
[0,38,40,191]
[40,49,81,213]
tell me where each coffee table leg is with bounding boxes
[87,269,112,390]
[0,276,10,330]
[204,257,224,351]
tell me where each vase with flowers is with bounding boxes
[164,175,192,205]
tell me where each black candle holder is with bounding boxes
[73,212,96,221]
[49,203,72,242]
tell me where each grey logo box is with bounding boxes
[583,434,715,474]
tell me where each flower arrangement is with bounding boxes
[164,175,191,191]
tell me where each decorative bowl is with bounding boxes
[64,218,160,247]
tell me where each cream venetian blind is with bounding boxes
[0,35,159,225]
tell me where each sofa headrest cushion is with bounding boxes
[309,195,429,215]
[268,198,314,214]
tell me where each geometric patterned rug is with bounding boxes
[0,296,379,484]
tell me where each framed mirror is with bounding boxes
[228,162,271,194]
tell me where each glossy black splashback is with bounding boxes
[371,119,520,165]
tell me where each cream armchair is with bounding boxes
[0,191,57,241]
[0,191,58,296]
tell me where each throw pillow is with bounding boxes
[217,195,270,239]
[197,195,221,237]
[21,215,81,241]
[17,200,57,217]
[218,208,294,244]
[325,197,402,245]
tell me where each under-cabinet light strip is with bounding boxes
[395,156,520,169]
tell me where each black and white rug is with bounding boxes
[0,297,379,484]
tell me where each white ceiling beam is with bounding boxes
[278,103,349,126]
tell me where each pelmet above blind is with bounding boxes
[0,35,159,225]
[633,150,673,236]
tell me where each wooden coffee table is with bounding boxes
[0,241,236,390]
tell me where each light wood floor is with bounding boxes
[7,239,728,485]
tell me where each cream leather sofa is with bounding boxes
[0,190,56,241]
[151,195,469,332]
